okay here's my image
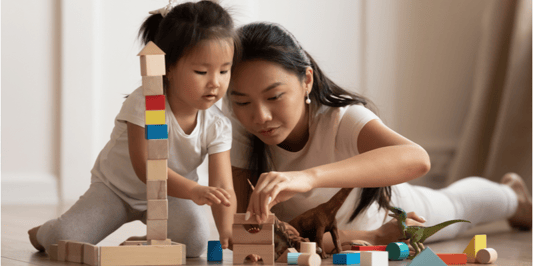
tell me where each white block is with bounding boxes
[361,251,388,266]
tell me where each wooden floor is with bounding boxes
[2,204,531,266]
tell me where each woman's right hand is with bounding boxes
[190,185,231,207]
[374,211,426,244]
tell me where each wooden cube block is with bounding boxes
[145,110,166,125]
[462,234,486,263]
[57,240,68,261]
[48,244,59,260]
[83,243,100,266]
[66,241,85,263]
[147,219,167,240]
[148,139,168,160]
[360,251,388,266]
[147,199,168,220]
[100,245,183,266]
[147,180,167,200]
[140,55,166,76]
[146,160,167,181]
[149,239,172,245]
[142,76,163,96]
[146,95,166,110]
[146,124,168,139]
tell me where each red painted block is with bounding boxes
[351,245,387,251]
[437,253,467,265]
[146,95,165,110]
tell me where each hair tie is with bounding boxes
[149,0,181,18]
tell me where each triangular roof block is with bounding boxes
[138,41,165,56]
[407,247,447,266]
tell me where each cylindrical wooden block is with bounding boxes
[297,253,321,266]
[288,253,301,265]
[476,248,498,264]
[300,242,316,254]
[386,242,409,260]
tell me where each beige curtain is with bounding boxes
[446,0,532,189]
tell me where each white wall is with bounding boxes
[2,0,495,204]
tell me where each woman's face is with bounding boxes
[230,60,313,148]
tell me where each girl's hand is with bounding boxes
[247,171,314,223]
[375,211,426,244]
[190,185,231,207]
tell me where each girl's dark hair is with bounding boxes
[236,22,391,222]
[138,1,239,79]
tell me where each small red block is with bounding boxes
[351,245,387,251]
[437,253,467,265]
[146,95,165,110]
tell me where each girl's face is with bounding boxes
[230,60,313,148]
[167,39,234,112]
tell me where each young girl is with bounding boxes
[29,1,238,257]
[224,22,532,254]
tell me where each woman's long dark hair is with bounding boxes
[237,22,391,222]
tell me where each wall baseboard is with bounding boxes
[2,173,59,205]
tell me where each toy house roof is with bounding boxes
[138,41,165,56]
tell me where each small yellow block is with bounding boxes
[145,110,166,125]
[463,234,486,262]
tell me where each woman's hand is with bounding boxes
[219,227,233,250]
[374,211,426,244]
[246,170,314,223]
[190,185,231,207]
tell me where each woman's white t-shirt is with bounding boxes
[91,87,232,211]
[226,103,400,231]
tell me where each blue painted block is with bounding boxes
[333,253,360,265]
[287,253,301,265]
[207,240,222,261]
[407,247,447,266]
[146,124,168,139]
[387,242,409,260]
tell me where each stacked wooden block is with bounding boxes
[232,213,275,265]
[139,41,171,245]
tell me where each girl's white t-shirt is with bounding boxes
[91,87,232,211]
[226,103,396,231]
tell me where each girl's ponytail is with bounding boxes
[139,13,163,45]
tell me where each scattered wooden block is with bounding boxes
[352,245,387,251]
[146,159,168,181]
[208,240,223,261]
[298,253,321,266]
[48,244,58,260]
[360,251,389,266]
[287,252,301,265]
[147,139,168,160]
[277,248,291,263]
[462,234,486,263]
[57,240,68,261]
[147,180,167,200]
[149,239,172,245]
[476,248,497,264]
[147,199,168,220]
[333,253,360,265]
[100,245,183,266]
[387,242,409,260]
[83,243,100,266]
[233,244,274,265]
[147,219,167,240]
[142,76,164,96]
[407,247,446,266]
[146,124,168,139]
[146,95,166,110]
[437,253,467,265]
[300,242,316,254]
[232,223,274,244]
[66,241,85,263]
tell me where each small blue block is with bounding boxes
[387,242,409,260]
[207,240,222,261]
[407,247,447,266]
[146,124,168,139]
[287,253,301,265]
[333,253,360,265]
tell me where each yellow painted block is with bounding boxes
[146,110,166,125]
[463,234,486,262]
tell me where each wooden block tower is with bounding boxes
[232,213,275,264]
[138,41,171,245]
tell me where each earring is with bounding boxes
[305,91,311,104]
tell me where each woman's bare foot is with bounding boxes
[501,172,532,230]
[28,226,45,252]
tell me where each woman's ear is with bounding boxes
[304,66,314,94]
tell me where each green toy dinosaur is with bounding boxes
[388,206,470,259]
